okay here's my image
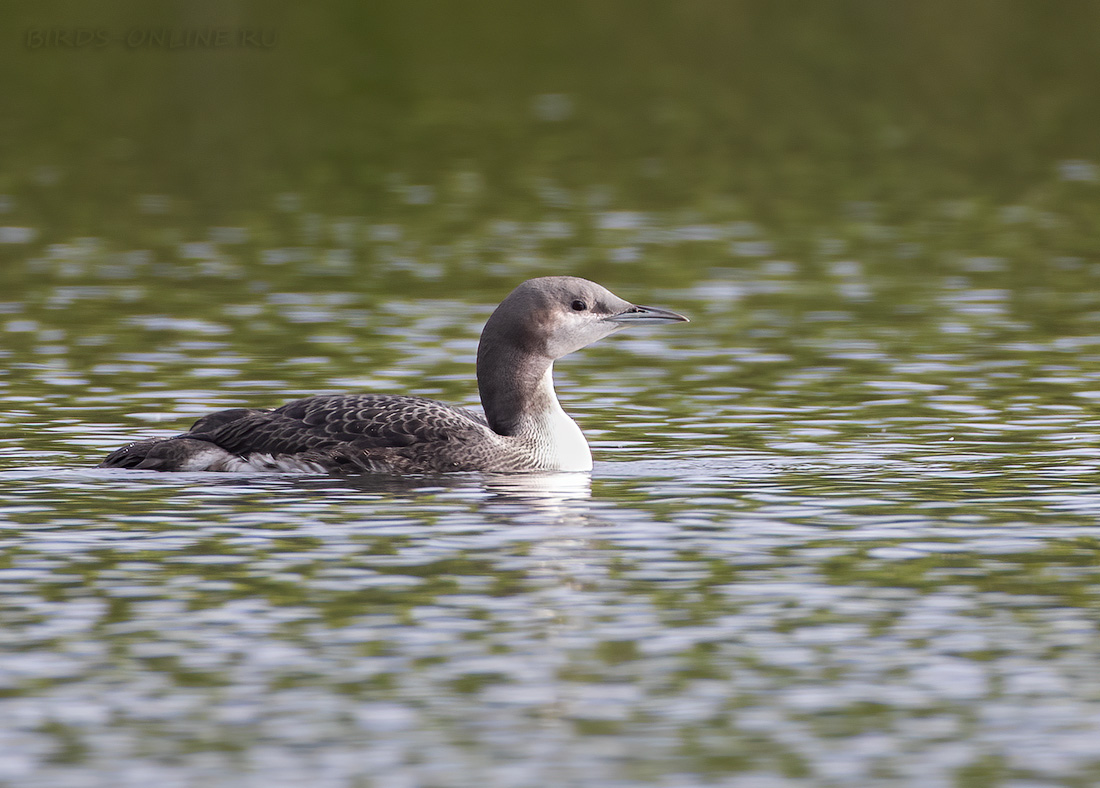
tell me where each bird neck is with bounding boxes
[477,346,591,472]
[477,342,556,437]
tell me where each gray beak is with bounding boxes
[605,304,690,324]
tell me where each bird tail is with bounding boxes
[98,436,231,471]
[99,438,168,469]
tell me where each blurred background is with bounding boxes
[5,1,1100,287]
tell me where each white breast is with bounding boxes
[542,403,592,471]
[528,367,592,472]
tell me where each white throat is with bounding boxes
[524,365,592,472]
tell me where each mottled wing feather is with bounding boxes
[189,394,489,458]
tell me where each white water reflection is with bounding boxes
[2,444,1100,787]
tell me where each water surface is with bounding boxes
[3,4,1100,787]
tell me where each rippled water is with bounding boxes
[4,211,1100,787]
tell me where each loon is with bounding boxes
[99,276,688,474]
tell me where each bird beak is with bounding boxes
[604,304,690,324]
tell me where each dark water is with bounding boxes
[3,4,1100,787]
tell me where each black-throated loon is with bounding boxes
[99,276,688,474]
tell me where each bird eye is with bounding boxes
[571,300,587,311]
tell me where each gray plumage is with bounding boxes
[99,277,688,474]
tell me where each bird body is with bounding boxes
[100,277,687,474]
